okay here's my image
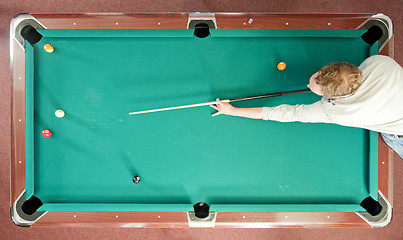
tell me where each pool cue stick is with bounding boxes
[129,88,311,116]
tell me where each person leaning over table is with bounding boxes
[210,55,403,158]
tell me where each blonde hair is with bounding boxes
[316,62,363,98]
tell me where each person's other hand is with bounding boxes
[210,98,236,117]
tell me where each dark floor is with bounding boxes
[1,1,403,239]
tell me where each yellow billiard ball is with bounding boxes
[277,62,286,70]
[44,44,54,53]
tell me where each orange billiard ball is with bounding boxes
[277,62,286,71]
[44,44,54,53]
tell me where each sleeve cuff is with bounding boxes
[262,107,271,121]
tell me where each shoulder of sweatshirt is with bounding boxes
[359,55,400,71]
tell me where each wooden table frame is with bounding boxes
[10,12,395,228]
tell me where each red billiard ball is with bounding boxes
[42,129,52,138]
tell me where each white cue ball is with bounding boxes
[55,110,65,118]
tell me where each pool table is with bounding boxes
[11,13,395,228]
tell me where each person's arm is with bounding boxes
[262,101,330,123]
[210,98,330,123]
[210,98,263,119]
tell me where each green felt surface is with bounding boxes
[25,29,378,212]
